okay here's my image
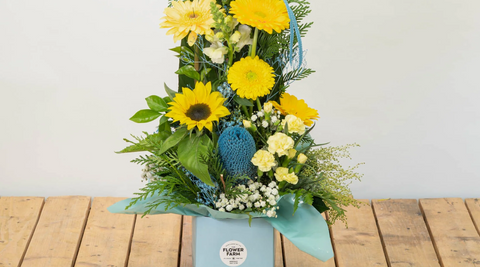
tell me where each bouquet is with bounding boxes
[109,0,363,262]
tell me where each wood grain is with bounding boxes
[274,230,284,267]
[420,198,480,266]
[22,196,91,267]
[283,213,335,267]
[372,199,440,267]
[330,200,388,267]
[466,198,480,236]
[0,197,44,267]
[179,215,192,267]
[283,235,336,267]
[74,197,136,267]
[128,213,182,267]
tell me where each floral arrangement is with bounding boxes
[113,0,362,236]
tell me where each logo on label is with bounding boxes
[219,240,247,266]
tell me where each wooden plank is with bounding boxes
[274,230,284,267]
[74,197,136,267]
[283,213,335,267]
[420,198,480,266]
[466,198,480,236]
[330,200,388,267]
[372,199,440,267]
[283,235,335,267]
[22,196,91,267]
[179,215,192,267]
[128,213,182,267]
[0,197,44,267]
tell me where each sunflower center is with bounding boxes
[246,71,258,81]
[254,11,267,18]
[186,103,211,121]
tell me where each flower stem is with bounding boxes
[256,98,262,111]
[250,27,259,58]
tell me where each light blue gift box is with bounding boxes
[192,217,275,267]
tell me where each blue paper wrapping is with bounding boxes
[108,193,334,262]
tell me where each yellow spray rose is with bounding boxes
[274,167,298,184]
[288,149,297,159]
[251,150,276,172]
[297,153,308,164]
[267,132,294,157]
[264,102,273,113]
[282,114,306,135]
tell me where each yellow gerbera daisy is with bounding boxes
[230,0,290,34]
[160,0,215,46]
[271,93,319,126]
[166,82,230,131]
[227,56,275,100]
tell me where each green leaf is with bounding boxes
[146,95,168,112]
[177,134,214,186]
[175,65,201,81]
[233,95,254,107]
[170,46,194,57]
[312,197,330,214]
[130,109,161,123]
[116,132,166,154]
[158,116,171,135]
[158,127,188,154]
[164,83,178,100]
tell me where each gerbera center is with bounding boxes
[246,71,258,81]
[186,103,211,121]
[188,11,199,19]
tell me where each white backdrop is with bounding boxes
[1,0,480,199]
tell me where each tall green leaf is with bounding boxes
[175,65,201,81]
[146,95,168,112]
[178,134,214,186]
[130,109,161,123]
[158,127,188,154]
[164,83,177,100]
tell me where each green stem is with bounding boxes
[256,98,262,111]
[227,42,234,67]
[250,28,259,58]
[242,105,250,117]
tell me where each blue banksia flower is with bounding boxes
[218,126,257,179]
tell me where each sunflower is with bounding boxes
[166,82,230,131]
[271,93,319,126]
[160,0,215,46]
[227,56,275,100]
[230,0,290,34]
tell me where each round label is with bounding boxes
[219,240,247,266]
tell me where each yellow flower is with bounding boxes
[271,93,319,126]
[287,149,297,159]
[282,114,306,135]
[228,56,275,100]
[230,0,290,34]
[297,153,308,164]
[267,132,294,157]
[243,120,252,128]
[263,102,273,113]
[166,82,230,131]
[160,0,215,46]
[274,167,298,184]
[251,150,276,172]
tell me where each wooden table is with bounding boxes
[1,196,479,266]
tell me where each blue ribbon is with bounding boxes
[282,0,303,69]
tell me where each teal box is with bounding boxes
[192,217,275,267]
